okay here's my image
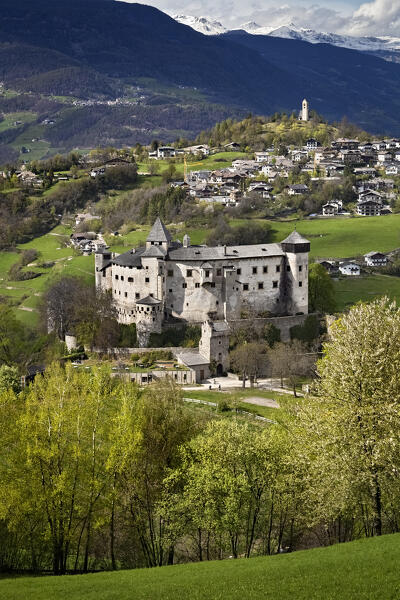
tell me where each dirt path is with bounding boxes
[242,397,280,409]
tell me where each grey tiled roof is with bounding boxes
[281,231,310,245]
[168,243,284,261]
[146,217,172,243]
[113,247,144,267]
[178,352,210,367]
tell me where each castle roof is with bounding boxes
[113,247,144,268]
[146,217,172,243]
[136,295,161,305]
[168,243,284,261]
[281,231,310,245]
[142,245,166,258]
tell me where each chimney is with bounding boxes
[223,245,227,255]
[183,234,190,248]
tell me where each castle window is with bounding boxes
[299,281,303,287]
[114,290,116,294]
[219,341,221,345]
[125,292,127,298]
[287,265,290,272]
[119,291,121,295]
[168,270,173,277]
[211,282,216,288]
[258,282,264,289]
[171,304,173,308]
[186,303,189,307]
[299,265,303,272]
[128,277,133,282]
[237,268,241,275]
[169,289,172,293]
[252,266,257,274]
[216,301,219,305]
[205,270,210,277]
[145,277,150,283]
[217,269,222,276]
[115,275,119,280]
[187,269,192,277]
[263,266,268,274]
[195,283,200,288]
[276,265,280,273]
[153,318,155,322]
[182,283,187,289]
[151,241,154,245]
[102,271,106,277]
[243,283,249,291]
[120,276,124,281]
[273,281,278,288]
[150,294,154,298]
[135,293,139,299]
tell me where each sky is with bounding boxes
[120,0,400,37]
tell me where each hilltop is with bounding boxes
[1,533,399,599]
[1,0,400,160]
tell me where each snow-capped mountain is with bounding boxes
[173,15,227,36]
[173,15,400,57]
[265,24,400,53]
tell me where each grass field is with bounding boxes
[0,225,95,325]
[267,215,400,258]
[1,533,399,599]
[183,389,295,421]
[334,274,400,311]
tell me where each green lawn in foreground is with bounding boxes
[334,274,400,311]
[1,533,399,600]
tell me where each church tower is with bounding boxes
[301,98,309,122]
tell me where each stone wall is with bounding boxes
[229,314,313,342]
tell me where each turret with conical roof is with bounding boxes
[146,217,172,251]
[281,231,310,254]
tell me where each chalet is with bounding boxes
[247,184,272,199]
[332,138,359,150]
[339,262,360,276]
[306,138,321,150]
[395,151,400,162]
[340,150,363,165]
[287,184,309,196]
[372,140,387,151]
[254,151,271,163]
[183,144,210,156]
[292,150,309,162]
[354,167,377,177]
[223,142,241,151]
[356,199,382,216]
[157,146,176,159]
[318,260,338,275]
[385,164,400,176]
[377,151,391,163]
[364,252,388,267]
[322,200,343,216]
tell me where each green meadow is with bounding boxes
[1,533,399,600]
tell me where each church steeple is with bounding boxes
[301,98,309,122]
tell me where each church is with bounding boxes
[95,218,310,345]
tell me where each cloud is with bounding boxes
[350,0,400,36]
[118,0,400,37]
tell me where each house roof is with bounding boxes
[364,251,386,258]
[178,351,210,367]
[146,217,172,243]
[142,245,166,258]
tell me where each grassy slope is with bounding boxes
[0,225,94,326]
[1,534,400,600]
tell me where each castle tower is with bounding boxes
[199,320,230,376]
[301,98,309,122]
[146,217,172,252]
[281,231,310,315]
[135,296,163,348]
[95,248,112,291]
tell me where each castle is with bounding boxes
[95,218,310,347]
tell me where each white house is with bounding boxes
[364,252,388,267]
[339,262,360,276]
[322,200,343,216]
[254,151,271,163]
